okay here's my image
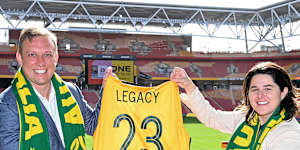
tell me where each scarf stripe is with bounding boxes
[12,69,86,150]
[226,106,286,150]
[13,69,50,150]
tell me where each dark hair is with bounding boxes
[18,26,57,54]
[238,61,299,124]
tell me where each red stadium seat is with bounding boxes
[82,90,100,108]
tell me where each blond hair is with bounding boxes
[18,27,57,54]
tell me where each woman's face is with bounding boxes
[248,74,288,124]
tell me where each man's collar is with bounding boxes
[33,82,55,101]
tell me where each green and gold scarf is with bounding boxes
[226,106,286,150]
[12,69,86,150]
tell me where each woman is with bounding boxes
[170,62,300,150]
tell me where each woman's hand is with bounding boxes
[170,67,196,95]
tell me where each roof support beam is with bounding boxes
[1,0,300,47]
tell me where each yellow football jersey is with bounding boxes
[93,76,190,150]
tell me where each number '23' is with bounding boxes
[113,114,163,150]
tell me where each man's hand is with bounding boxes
[102,66,117,86]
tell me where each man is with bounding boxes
[0,27,111,150]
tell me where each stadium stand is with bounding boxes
[203,89,237,111]
[0,45,10,51]
[2,30,300,119]
[0,56,18,77]
[82,90,100,108]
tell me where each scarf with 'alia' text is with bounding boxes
[12,69,86,150]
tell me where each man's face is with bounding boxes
[16,36,58,88]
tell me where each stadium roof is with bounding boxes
[2,0,298,26]
[1,0,300,52]
[105,0,287,9]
